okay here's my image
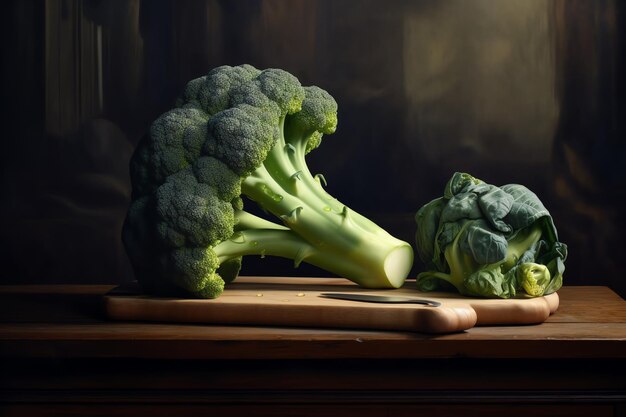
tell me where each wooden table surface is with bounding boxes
[1,283,625,359]
[1,282,626,416]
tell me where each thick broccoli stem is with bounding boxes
[214,229,312,264]
[297,155,385,235]
[214,228,392,279]
[262,117,302,195]
[284,127,384,235]
[241,135,413,288]
[227,211,382,274]
[234,210,288,231]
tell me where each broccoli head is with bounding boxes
[123,65,414,298]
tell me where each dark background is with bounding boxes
[2,0,625,297]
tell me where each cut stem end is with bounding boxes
[383,244,414,288]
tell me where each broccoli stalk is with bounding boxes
[230,113,412,289]
[123,65,413,299]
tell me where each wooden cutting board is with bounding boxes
[104,277,559,334]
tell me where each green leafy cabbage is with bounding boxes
[415,172,567,298]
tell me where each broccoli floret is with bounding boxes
[123,65,413,298]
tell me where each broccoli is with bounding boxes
[122,64,413,298]
[415,172,567,298]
